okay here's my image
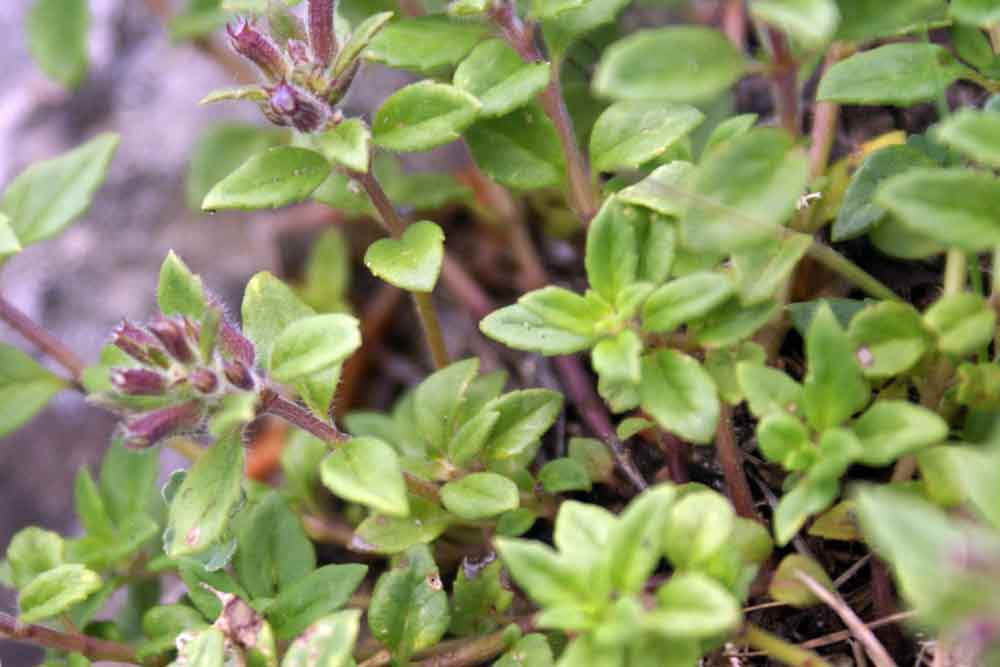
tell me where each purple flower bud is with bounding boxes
[267,81,328,132]
[111,368,167,396]
[308,0,337,66]
[123,402,202,449]
[190,368,219,394]
[149,317,195,364]
[227,19,287,82]
[224,359,256,391]
[220,320,256,367]
[112,320,160,365]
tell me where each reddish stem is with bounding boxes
[0,611,138,664]
[0,294,86,386]
[767,28,800,137]
[722,0,746,50]
[259,388,348,443]
[809,43,852,180]
[715,404,759,521]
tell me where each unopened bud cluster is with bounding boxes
[227,0,358,132]
[108,309,259,449]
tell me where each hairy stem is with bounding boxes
[259,388,349,443]
[742,623,831,667]
[0,294,87,385]
[356,169,451,369]
[0,611,138,664]
[488,1,599,223]
[553,355,647,492]
[715,404,758,521]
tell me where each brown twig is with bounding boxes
[795,570,897,667]
[808,43,852,180]
[722,0,747,50]
[358,617,536,667]
[0,294,87,387]
[715,404,758,521]
[487,1,599,223]
[0,611,138,664]
[765,28,800,137]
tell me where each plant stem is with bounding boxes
[358,618,535,667]
[943,248,967,296]
[553,355,647,492]
[715,404,758,521]
[742,624,831,667]
[722,0,746,49]
[0,294,87,386]
[259,388,349,443]
[488,1,599,223]
[0,611,138,664]
[356,169,451,369]
[805,242,899,302]
[765,28,800,137]
[795,571,897,667]
[808,43,851,180]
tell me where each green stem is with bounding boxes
[805,242,899,301]
[0,294,87,388]
[969,253,984,296]
[356,169,451,369]
[742,624,830,667]
[943,248,967,296]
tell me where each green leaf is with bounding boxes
[703,114,758,155]
[541,0,630,57]
[832,144,936,242]
[74,469,114,540]
[592,329,642,413]
[590,102,704,172]
[554,501,614,570]
[333,11,394,77]
[951,0,1000,26]
[413,358,480,456]
[235,493,316,600]
[617,161,696,219]
[300,228,351,312]
[808,500,861,541]
[494,538,587,608]
[482,389,563,462]
[353,496,452,555]
[690,298,779,349]
[464,103,565,190]
[312,119,370,173]
[157,251,206,320]
[454,40,550,117]
[877,168,1000,252]
[372,82,481,152]
[773,476,839,545]
[788,297,870,336]
[6,527,64,589]
[569,437,614,483]
[1,133,118,246]
[141,604,208,657]
[366,16,487,73]
[768,554,835,608]
[441,473,519,520]
[757,413,815,471]
[642,272,735,333]
[0,344,68,438]
[732,234,812,305]
[185,123,285,211]
[242,272,314,367]
[750,0,840,48]
[538,458,591,493]
[26,0,89,88]
[519,287,608,338]
[100,438,159,524]
[738,363,802,418]
[654,572,741,638]
[198,85,268,106]
[321,437,409,517]
[449,559,511,636]
[608,485,676,594]
[282,610,360,667]
[364,221,444,292]
[532,0,585,18]
[266,564,368,641]
[802,303,869,431]
[480,304,595,355]
[270,313,361,382]
[639,349,719,444]
[923,293,997,357]
[585,197,647,302]
[202,147,330,211]
[178,561,247,619]
[851,401,948,466]
[664,490,734,568]
[496,634,554,667]
[166,430,245,559]
[175,627,224,667]
[594,27,745,103]
[368,546,450,661]
[834,0,947,42]
[818,43,971,106]
[935,110,1000,169]
[0,214,22,260]
[19,564,101,623]
[848,301,930,378]
[496,508,537,537]
[704,343,766,405]
[680,129,808,252]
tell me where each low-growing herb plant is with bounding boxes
[4,0,1000,665]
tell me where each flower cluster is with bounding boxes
[108,308,258,448]
[226,0,359,132]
